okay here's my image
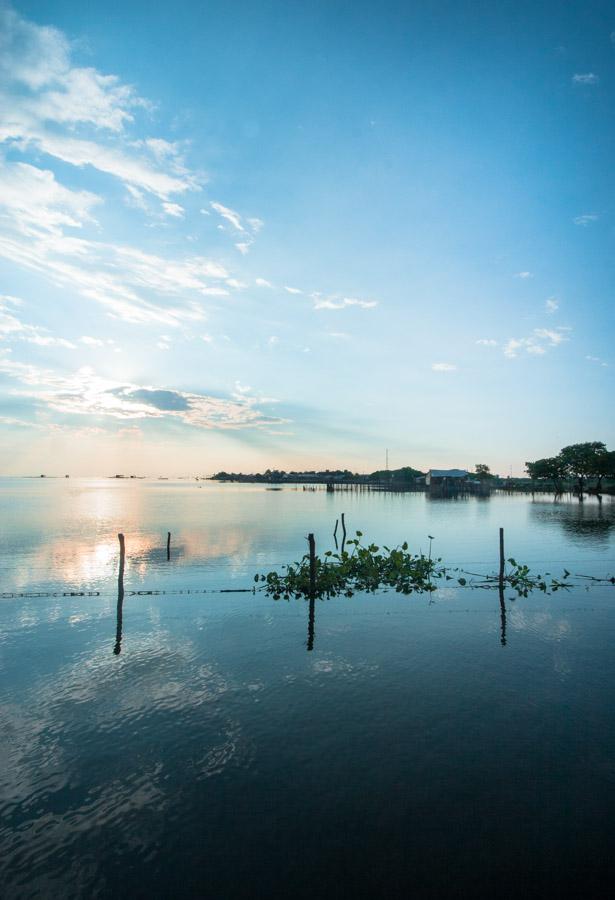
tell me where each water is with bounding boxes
[1,479,614,898]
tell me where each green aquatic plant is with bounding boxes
[255,532,447,599]
[255,532,584,601]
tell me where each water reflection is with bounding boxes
[529,498,615,548]
[307,597,315,651]
[499,587,507,646]
[114,534,125,655]
[113,586,124,656]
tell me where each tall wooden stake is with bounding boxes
[115,533,125,655]
[498,527,505,590]
[341,513,347,552]
[167,531,171,561]
[308,533,316,599]
[118,533,125,588]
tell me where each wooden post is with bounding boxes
[118,533,125,588]
[498,528,507,646]
[498,527,505,590]
[341,512,347,552]
[114,533,125,655]
[308,533,316,599]
[166,531,171,560]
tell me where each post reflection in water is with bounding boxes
[307,596,315,651]
[113,583,124,655]
[498,586,507,647]
[114,532,125,656]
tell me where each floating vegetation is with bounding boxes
[255,531,613,600]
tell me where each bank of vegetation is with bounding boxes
[525,441,615,496]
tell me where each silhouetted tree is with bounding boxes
[525,457,568,493]
[559,442,607,495]
[475,464,493,480]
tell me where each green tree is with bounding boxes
[559,442,607,495]
[474,464,493,480]
[525,457,568,494]
[590,449,615,493]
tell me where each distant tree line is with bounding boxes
[211,466,425,484]
[525,442,615,495]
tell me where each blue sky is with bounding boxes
[0,0,613,476]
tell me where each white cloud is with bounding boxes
[431,362,457,372]
[284,286,303,295]
[80,336,104,347]
[545,298,559,313]
[0,356,286,429]
[255,278,272,288]
[572,73,599,84]
[515,271,533,279]
[0,294,76,348]
[0,159,100,235]
[209,202,263,254]
[0,7,198,200]
[0,162,236,325]
[586,355,609,368]
[313,296,378,310]
[210,201,244,232]
[162,201,184,218]
[533,328,569,345]
[476,339,498,346]
[573,214,598,226]
[503,327,570,358]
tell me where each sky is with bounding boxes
[0,0,613,477]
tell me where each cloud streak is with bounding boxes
[0,356,287,430]
[0,7,198,203]
[503,327,571,358]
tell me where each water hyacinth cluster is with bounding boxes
[255,532,583,600]
[255,533,452,600]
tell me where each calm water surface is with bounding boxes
[1,479,614,898]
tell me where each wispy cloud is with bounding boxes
[0,295,76,348]
[210,201,244,232]
[0,161,237,324]
[572,73,599,84]
[210,201,263,254]
[586,355,609,368]
[431,362,456,372]
[545,297,559,313]
[312,296,378,310]
[573,214,598,226]
[515,271,533,279]
[284,286,303,295]
[0,8,199,204]
[503,327,571,358]
[0,356,286,429]
[476,339,498,346]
